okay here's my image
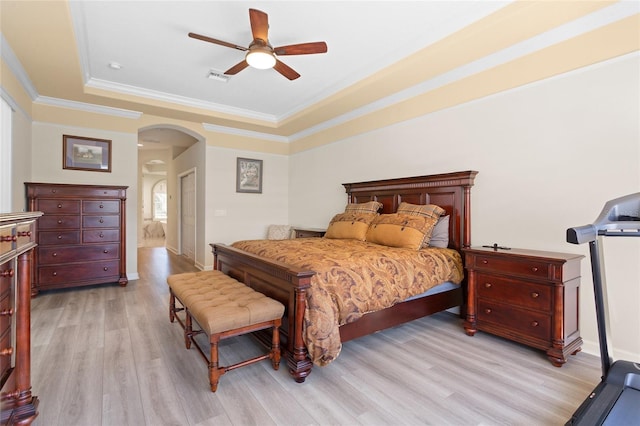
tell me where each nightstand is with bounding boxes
[292,227,326,238]
[463,246,584,366]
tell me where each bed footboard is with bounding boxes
[211,243,316,382]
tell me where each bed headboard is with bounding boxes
[342,170,478,251]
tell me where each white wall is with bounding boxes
[289,54,640,362]
[30,123,139,279]
[4,97,32,212]
[204,146,289,267]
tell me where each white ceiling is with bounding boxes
[70,1,511,121]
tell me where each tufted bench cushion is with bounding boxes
[167,271,284,335]
[167,270,284,392]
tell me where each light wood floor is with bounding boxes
[29,247,601,426]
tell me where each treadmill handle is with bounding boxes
[567,224,597,244]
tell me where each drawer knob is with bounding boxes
[57,220,63,224]
[52,252,57,257]
[531,292,539,298]
[57,204,63,208]
[99,233,104,238]
[0,308,14,317]
[484,308,492,314]
[99,218,104,223]
[99,204,104,209]
[0,347,13,356]
[531,321,539,327]
[1,235,17,242]
[103,267,108,271]
[484,282,492,288]
[57,235,63,239]
[482,260,488,264]
[531,267,538,272]
[103,249,109,254]
[1,269,14,278]
[52,272,57,277]
[17,231,32,237]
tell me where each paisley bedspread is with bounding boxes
[231,238,463,366]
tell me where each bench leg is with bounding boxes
[185,310,193,349]
[271,320,281,371]
[209,335,224,392]
[169,291,176,323]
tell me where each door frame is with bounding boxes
[178,167,196,260]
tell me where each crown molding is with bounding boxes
[202,122,290,143]
[1,33,38,100]
[34,96,142,119]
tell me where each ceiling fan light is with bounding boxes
[246,50,276,70]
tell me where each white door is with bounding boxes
[180,171,196,261]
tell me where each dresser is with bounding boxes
[25,183,128,296]
[463,246,584,366]
[1,212,41,425]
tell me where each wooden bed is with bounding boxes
[211,170,478,382]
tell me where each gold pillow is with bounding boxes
[324,212,378,241]
[396,202,445,220]
[366,213,438,250]
[344,201,383,214]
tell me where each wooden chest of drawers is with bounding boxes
[463,247,584,366]
[25,183,128,295]
[0,212,41,425]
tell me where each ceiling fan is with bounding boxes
[188,8,327,80]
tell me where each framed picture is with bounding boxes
[236,157,263,193]
[63,135,112,172]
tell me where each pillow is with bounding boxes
[428,215,449,248]
[344,201,383,214]
[266,225,293,240]
[324,212,378,241]
[366,213,438,250]
[396,202,445,220]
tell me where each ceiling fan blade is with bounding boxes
[273,59,300,80]
[188,32,247,51]
[274,42,327,56]
[249,8,269,42]
[224,60,249,75]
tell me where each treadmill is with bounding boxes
[566,192,640,425]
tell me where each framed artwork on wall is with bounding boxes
[236,157,262,193]
[63,134,112,172]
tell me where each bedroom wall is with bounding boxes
[203,146,289,266]
[288,53,640,362]
[30,122,140,280]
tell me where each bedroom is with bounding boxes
[1,1,639,424]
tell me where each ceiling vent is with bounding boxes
[207,70,230,83]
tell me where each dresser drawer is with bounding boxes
[0,327,12,382]
[37,244,120,265]
[0,292,12,346]
[38,215,80,230]
[83,229,120,243]
[37,199,80,214]
[38,260,120,285]
[83,200,120,214]
[38,231,80,245]
[15,220,36,249]
[477,301,551,341]
[0,259,14,295]
[471,255,551,280]
[476,273,551,311]
[83,215,120,228]
[0,224,16,258]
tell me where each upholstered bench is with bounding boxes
[167,270,284,392]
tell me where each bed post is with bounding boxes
[288,282,314,382]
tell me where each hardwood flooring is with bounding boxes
[29,247,601,425]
